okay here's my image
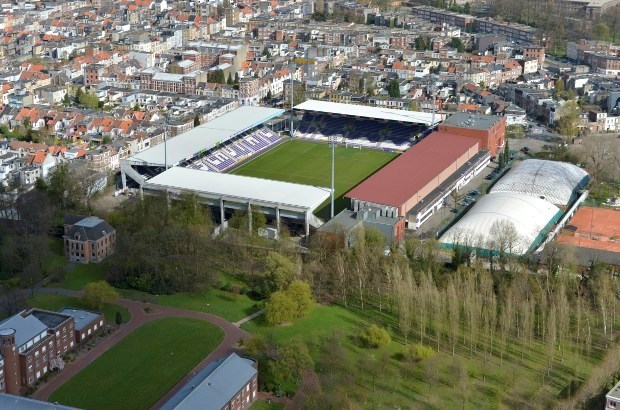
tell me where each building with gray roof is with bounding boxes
[63,215,116,264]
[161,353,258,410]
[0,393,80,410]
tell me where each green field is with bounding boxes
[28,294,131,324]
[242,304,601,408]
[49,318,224,410]
[232,140,397,219]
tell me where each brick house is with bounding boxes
[58,308,104,344]
[161,353,258,410]
[0,307,99,395]
[63,214,116,264]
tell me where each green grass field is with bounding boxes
[49,317,224,410]
[28,294,131,324]
[232,140,397,219]
[242,304,601,408]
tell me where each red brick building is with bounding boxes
[0,307,102,395]
[63,214,116,264]
[438,112,506,156]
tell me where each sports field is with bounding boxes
[231,140,397,219]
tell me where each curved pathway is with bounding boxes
[31,288,250,407]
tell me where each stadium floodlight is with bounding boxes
[330,135,335,219]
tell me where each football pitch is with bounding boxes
[231,140,398,219]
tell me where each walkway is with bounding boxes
[233,309,264,327]
[31,288,250,408]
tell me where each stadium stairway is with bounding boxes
[307,213,324,228]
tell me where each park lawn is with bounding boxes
[45,237,66,274]
[250,400,284,410]
[241,304,601,408]
[118,272,261,322]
[232,140,397,219]
[27,294,131,324]
[54,262,109,291]
[49,317,224,410]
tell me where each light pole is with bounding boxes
[330,135,335,219]
[164,114,168,170]
[290,61,295,136]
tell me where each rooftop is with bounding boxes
[294,100,438,126]
[161,353,257,410]
[125,106,284,167]
[144,167,331,211]
[346,132,480,207]
[0,312,47,349]
[0,393,80,410]
[58,308,102,331]
[441,112,504,131]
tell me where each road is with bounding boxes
[31,288,250,408]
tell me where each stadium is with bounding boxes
[120,101,506,240]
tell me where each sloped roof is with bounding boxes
[162,353,257,410]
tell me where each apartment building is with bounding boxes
[63,214,116,264]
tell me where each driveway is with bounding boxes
[31,288,250,408]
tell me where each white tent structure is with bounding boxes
[440,192,562,255]
[490,159,589,206]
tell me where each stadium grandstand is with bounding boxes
[440,159,590,256]
[344,131,490,236]
[142,167,330,236]
[293,100,444,152]
[120,106,284,188]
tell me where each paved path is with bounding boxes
[31,288,250,407]
[233,309,264,327]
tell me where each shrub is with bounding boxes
[220,283,232,292]
[406,344,435,363]
[229,284,242,294]
[360,324,391,348]
[115,311,123,325]
[265,291,294,325]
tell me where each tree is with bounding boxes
[265,290,295,325]
[209,69,226,84]
[79,92,100,110]
[503,139,510,165]
[555,100,581,139]
[360,324,391,348]
[450,37,465,52]
[286,280,314,318]
[63,92,71,107]
[463,2,471,13]
[133,102,141,112]
[593,22,610,40]
[227,72,233,85]
[554,78,565,98]
[266,90,273,102]
[234,72,239,85]
[506,124,525,139]
[194,115,200,127]
[264,252,297,293]
[415,36,427,50]
[115,311,122,325]
[387,79,401,98]
[262,46,271,58]
[82,281,119,311]
[268,338,314,387]
[243,334,268,356]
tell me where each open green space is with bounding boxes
[118,273,261,323]
[250,400,284,410]
[45,237,67,274]
[54,263,108,291]
[49,317,224,410]
[242,303,601,408]
[28,293,131,324]
[232,140,397,219]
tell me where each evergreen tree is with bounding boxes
[387,79,401,98]
[227,72,233,85]
[63,92,71,107]
[194,115,200,127]
[503,139,510,165]
[234,72,240,85]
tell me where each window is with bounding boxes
[100,320,103,326]
[35,360,39,368]
[63,327,66,333]
[28,365,33,372]
[0,380,4,389]
[35,351,39,357]
[28,356,32,363]
[43,355,47,362]
[94,325,97,331]
[88,329,91,335]
[28,376,34,384]
[69,323,73,329]
[42,346,46,352]
[55,331,59,337]
[81,334,85,340]
[63,346,67,353]
[63,336,67,343]
[0,369,4,377]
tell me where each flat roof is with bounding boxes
[294,100,437,126]
[127,106,284,167]
[346,132,480,207]
[440,112,504,131]
[557,207,620,253]
[144,167,331,211]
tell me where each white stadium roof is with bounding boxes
[294,100,438,126]
[490,159,589,206]
[440,192,561,255]
[144,167,331,211]
[126,106,284,167]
